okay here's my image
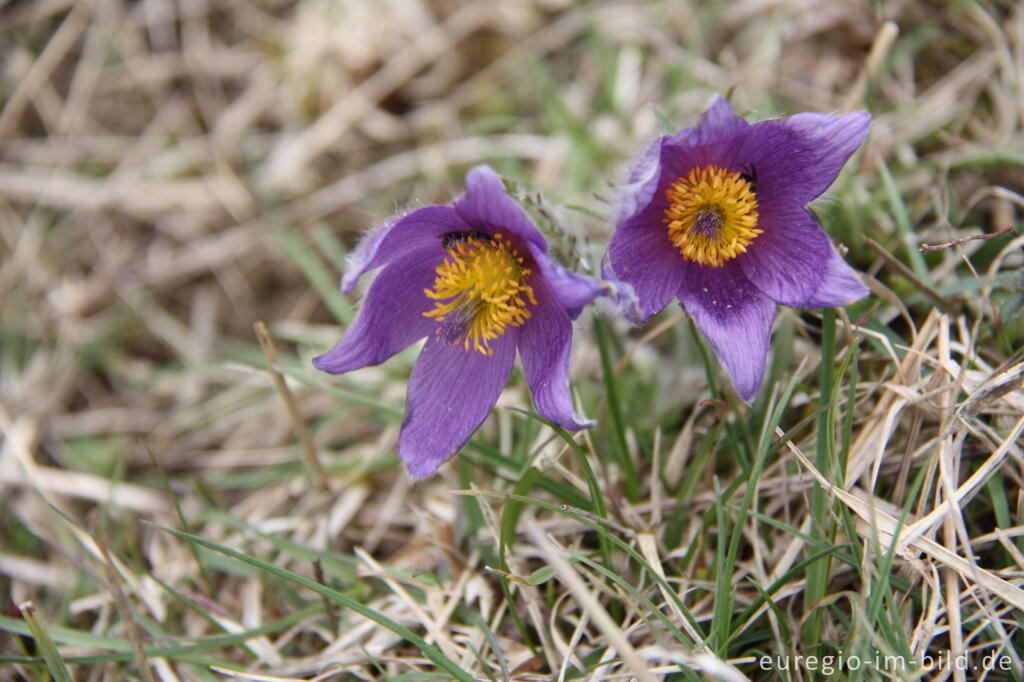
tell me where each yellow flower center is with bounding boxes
[423,232,537,355]
[664,165,761,267]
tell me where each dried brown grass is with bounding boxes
[1,0,1023,680]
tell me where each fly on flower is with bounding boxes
[314,166,608,477]
[605,96,871,401]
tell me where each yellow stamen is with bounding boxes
[423,232,537,356]
[664,165,761,267]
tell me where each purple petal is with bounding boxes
[615,136,668,224]
[600,252,643,324]
[526,242,607,320]
[398,332,518,477]
[783,110,871,191]
[454,166,547,250]
[804,247,869,309]
[518,278,592,431]
[342,205,465,292]
[739,203,831,307]
[671,95,748,147]
[659,138,743,184]
[606,197,690,323]
[657,101,751,180]
[677,263,776,402]
[740,111,870,206]
[313,250,439,374]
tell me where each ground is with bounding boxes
[1,1,1023,680]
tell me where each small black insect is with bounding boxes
[441,229,491,251]
[738,163,758,194]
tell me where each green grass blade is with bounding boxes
[711,478,730,654]
[148,523,477,682]
[466,489,704,645]
[664,419,725,548]
[593,315,641,502]
[18,603,73,682]
[716,369,800,654]
[547,422,617,572]
[730,545,846,641]
[804,308,837,647]
[877,158,930,285]
[311,223,351,277]
[274,229,354,325]
[1,604,325,666]
[572,553,692,650]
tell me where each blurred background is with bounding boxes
[2,0,1023,679]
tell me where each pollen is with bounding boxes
[423,233,537,355]
[664,165,761,267]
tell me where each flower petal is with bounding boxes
[783,110,871,192]
[615,136,667,223]
[454,166,547,250]
[341,205,465,292]
[600,252,643,324]
[671,95,748,147]
[677,263,776,402]
[606,198,691,323]
[804,247,869,309]
[313,250,439,374]
[740,111,870,206]
[518,278,592,431]
[739,203,832,307]
[526,242,607,320]
[398,332,518,477]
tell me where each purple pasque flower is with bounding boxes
[604,96,871,402]
[314,166,606,477]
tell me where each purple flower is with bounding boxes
[605,96,871,402]
[314,166,606,477]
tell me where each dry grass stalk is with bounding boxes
[1,0,1022,679]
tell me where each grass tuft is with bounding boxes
[1,1,1022,680]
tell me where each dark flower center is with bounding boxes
[422,233,536,355]
[664,165,761,267]
[693,209,724,238]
